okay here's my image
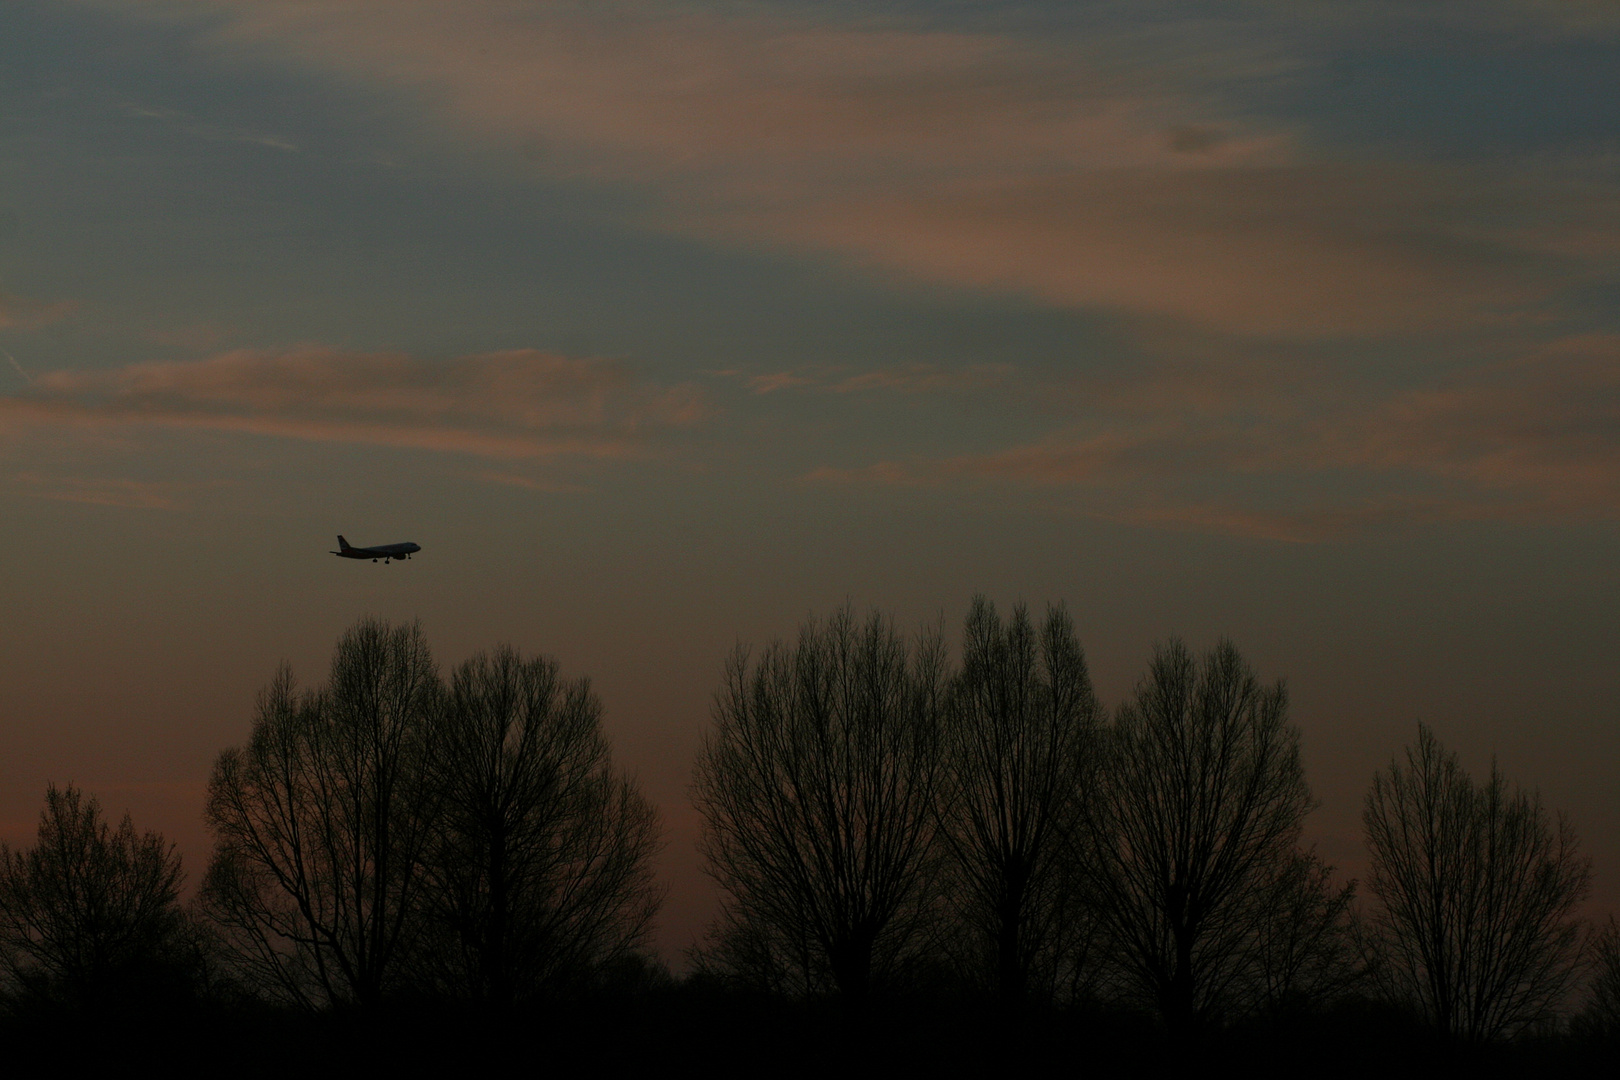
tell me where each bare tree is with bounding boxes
[201,618,441,1009]
[939,597,1103,1006]
[692,607,948,1006]
[1363,723,1591,1041]
[0,784,189,1008]
[1085,639,1314,1038]
[1577,917,1620,1038]
[417,646,662,1004]
[1251,849,1359,1013]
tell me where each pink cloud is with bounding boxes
[86,0,1603,336]
[724,362,1013,396]
[0,291,75,331]
[713,166,1546,336]
[142,323,234,351]
[744,372,816,395]
[802,333,1620,534]
[6,347,709,461]
[829,363,1014,394]
[800,461,927,488]
[1343,334,1620,507]
[8,472,206,511]
[472,471,587,494]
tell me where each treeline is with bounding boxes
[690,604,1613,1045]
[0,605,1616,1068]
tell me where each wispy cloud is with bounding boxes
[801,333,1620,536]
[4,347,709,461]
[3,349,33,386]
[740,371,817,396]
[9,472,207,510]
[0,290,75,331]
[85,0,1613,336]
[473,470,587,494]
[721,362,1013,396]
[118,100,300,153]
[1240,0,1620,39]
[142,323,234,352]
[802,461,930,489]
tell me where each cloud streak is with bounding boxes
[4,347,709,461]
[0,291,74,331]
[718,362,1013,396]
[9,472,202,511]
[88,0,1614,336]
[117,101,300,153]
[803,334,1620,537]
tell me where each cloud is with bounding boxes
[743,372,817,395]
[802,333,1620,536]
[117,101,300,152]
[9,472,203,511]
[3,349,32,386]
[0,291,75,331]
[1343,334,1620,511]
[724,362,1013,396]
[1239,0,1620,39]
[713,165,1556,336]
[4,347,709,461]
[1429,0,1620,38]
[142,323,234,352]
[473,471,587,494]
[829,363,1014,395]
[801,461,930,489]
[85,0,1612,336]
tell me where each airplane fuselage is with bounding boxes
[331,536,421,563]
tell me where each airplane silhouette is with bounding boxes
[331,535,421,564]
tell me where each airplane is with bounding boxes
[330,535,421,564]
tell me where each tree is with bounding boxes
[0,784,190,1009]
[1362,723,1591,1041]
[1250,849,1359,1013]
[692,607,948,1006]
[201,618,441,1009]
[938,597,1102,1006]
[417,645,662,1004]
[1577,917,1620,1038]
[1085,639,1314,1038]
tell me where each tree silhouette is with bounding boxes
[1085,639,1313,1039]
[1251,848,1359,1014]
[1578,917,1620,1039]
[417,645,662,1005]
[0,784,190,1009]
[201,618,441,1009]
[938,597,1103,1006]
[692,607,948,1007]
[1362,723,1591,1041]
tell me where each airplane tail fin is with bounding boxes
[337,535,351,551]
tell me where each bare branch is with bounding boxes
[692,607,947,1006]
[1363,724,1591,1041]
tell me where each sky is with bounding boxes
[1,0,1617,965]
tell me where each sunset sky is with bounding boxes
[2,0,1617,962]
